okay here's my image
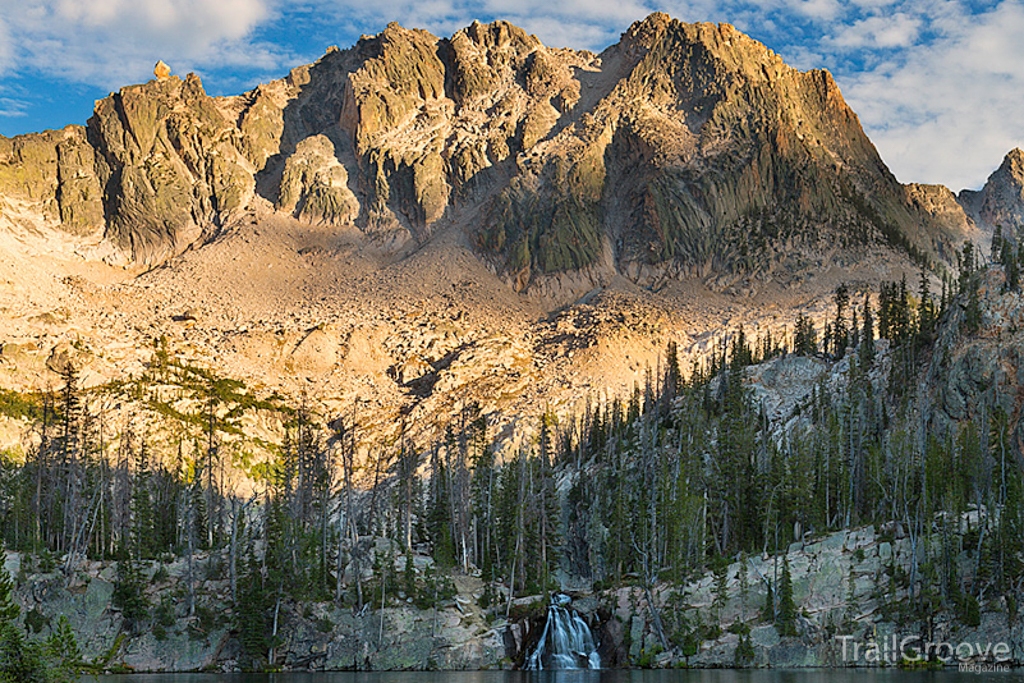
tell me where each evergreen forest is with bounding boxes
[2,240,1024,673]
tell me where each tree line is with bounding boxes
[1,243,1023,671]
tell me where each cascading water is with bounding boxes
[525,594,601,670]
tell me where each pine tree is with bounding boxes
[959,241,976,294]
[793,314,817,356]
[112,551,149,634]
[761,583,775,623]
[0,557,44,683]
[858,294,875,367]
[992,224,1004,261]
[428,446,455,569]
[712,559,729,622]
[833,284,850,358]
[842,566,859,632]
[964,285,982,335]
[737,553,750,622]
[0,562,16,625]
[916,271,937,345]
[999,236,1020,291]
[44,615,82,683]
[235,549,268,667]
[403,552,417,601]
[734,633,754,666]
[775,557,798,636]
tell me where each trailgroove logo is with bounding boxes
[835,635,1012,667]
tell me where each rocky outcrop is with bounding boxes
[9,521,1019,673]
[923,266,1024,456]
[0,127,104,235]
[3,549,505,673]
[906,183,977,248]
[277,135,359,225]
[959,148,1024,237]
[599,524,1023,668]
[87,73,256,264]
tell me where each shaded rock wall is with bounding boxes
[3,550,505,673]
[959,148,1024,236]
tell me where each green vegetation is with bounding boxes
[0,388,43,422]
[0,242,1020,670]
[0,560,82,682]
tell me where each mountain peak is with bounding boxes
[958,147,1024,232]
[1001,147,1024,176]
[0,14,979,285]
[624,11,674,38]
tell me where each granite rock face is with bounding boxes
[0,127,104,235]
[6,551,506,673]
[923,266,1024,453]
[0,14,981,285]
[959,148,1024,236]
[277,135,359,225]
[87,73,256,264]
[604,524,1024,669]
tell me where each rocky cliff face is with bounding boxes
[480,16,967,289]
[87,72,258,264]
[0,127,104,235]
[8,523,1022,672]
[2,549,505,673]
[0,14,979,284]
[923,265,1024,458]
[959,148,1024,238]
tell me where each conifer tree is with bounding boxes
[0,557,45,683]
[236,549,268,667]
[0,563,16,625]
[712,559,729,623]
[43,616,82,682]
[793,314,817,356]
[775,556,798,636]
[428,445,455,569]
[991,224,1004,261]
[112,550,149,634]
[964,285,982,335]
[833,284,850,358]
[858,294,875,367]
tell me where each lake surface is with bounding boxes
[87,669,1024,683]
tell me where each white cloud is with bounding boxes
[0,17,12,73]
[828,13,920,48]
[0,97,28,118]
[839,0,1024,189]
[785,0,844,20]
[0,0,286,89]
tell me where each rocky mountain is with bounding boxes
[7,16,1024,677]
[0,13,1016,455]
[959,147,1024,238]
[0,15,984,275]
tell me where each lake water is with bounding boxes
[88,668,1024,683]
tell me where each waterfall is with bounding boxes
[525,595,601,670]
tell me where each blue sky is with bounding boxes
[1,0,1022,191]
